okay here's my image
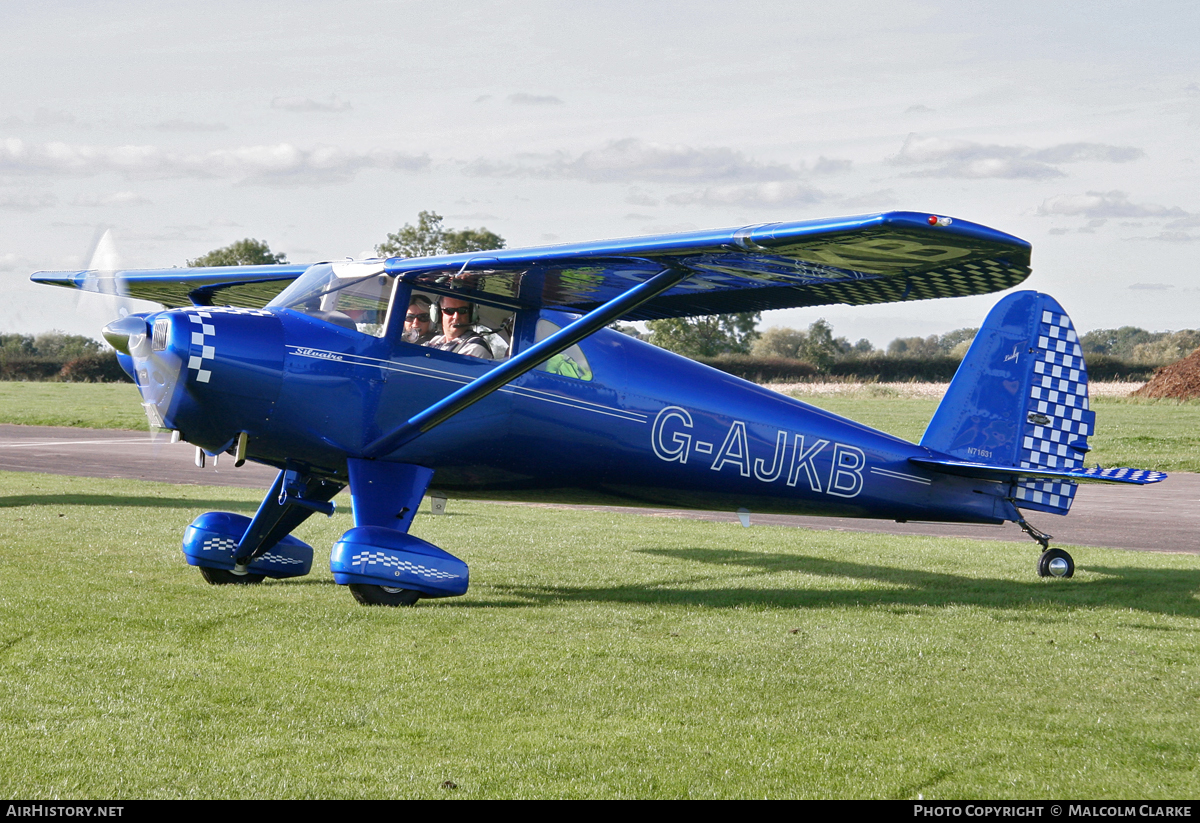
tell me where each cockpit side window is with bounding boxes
[268,262,396,338]
[534,319,593,380]
[410,295,515,361]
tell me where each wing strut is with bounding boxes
[361,264,691,459]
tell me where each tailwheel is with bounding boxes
[199,567,266,585]
[348,584,422,607]
[1037,548,1075,579]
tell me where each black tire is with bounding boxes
[348,584,421,606]
[1037,548,1075,579]
[199,566,266,585]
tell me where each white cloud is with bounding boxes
[0,108,77,128]
[1135,231,1200,243]
[1030,143,1144,164]
[507,93,564,106]
[73,191,151,207]
[152,120,229,133]
[0,191,57,211]
[270,95,352,113]
[625,189,659,206]
[0,139,429,186]
[446,212,499,220]
[811,156,852,175]
[892,135,1143,180]
[1036,190,1188,219]
[466,138,800,184]
[1166,215,1200,228]
[665,181,826,208]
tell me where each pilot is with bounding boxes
[425,296,493,359]
[402,295,435,344]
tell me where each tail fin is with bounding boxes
[919,291,1094,516]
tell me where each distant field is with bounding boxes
[1,471,1198,799]
[0,381,145,429]
[2,380,1196,472]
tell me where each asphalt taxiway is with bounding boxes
[1,424,1194,554]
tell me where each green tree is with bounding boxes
[752,326,808,360]
[1080,326,1154,359]
[376,210,506,258]
[887,334,941,359]
[0,334,36,356]
[646,313,760,358]
[848,338,875,357]
[1130,330,1200,364]
[938,327,978,354]
[799,318,840,369]
[753,321,872,364]
[187,238,287,267]
[32,331,102,359]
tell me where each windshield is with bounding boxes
[269,262,396,337]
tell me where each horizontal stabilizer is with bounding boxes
[910,456,1167,486]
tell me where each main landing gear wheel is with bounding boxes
[1037,548,1075,579]
[199,567,266,585]
[349,584,422,607]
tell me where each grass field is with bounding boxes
[0,381,145,429]
[1,470,1198,799]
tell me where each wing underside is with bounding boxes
[30,211,1031,316]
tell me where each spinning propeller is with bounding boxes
[70,230,187,457]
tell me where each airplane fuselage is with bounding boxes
[140,305,1012,526]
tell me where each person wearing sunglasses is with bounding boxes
[402,294,435,345]
[425,295,493,359]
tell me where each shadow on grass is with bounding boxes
[488,546,1200,618]
[0,493,260,512]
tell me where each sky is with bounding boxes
[2,0,1198,346]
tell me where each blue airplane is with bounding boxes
[32,211,1165,605]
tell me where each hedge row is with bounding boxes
[697,354,1161,384]
[0,353,132,383]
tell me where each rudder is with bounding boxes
[920,291,1094,515]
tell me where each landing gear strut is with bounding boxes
[1017,517,1075,579]
[329,460,469,606]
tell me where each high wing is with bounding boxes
[31,211,1030,316]
[30,263,311,309]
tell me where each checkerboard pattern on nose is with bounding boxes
[182,307,273,385]
[185,310,216,384]
[1013,307,1095,516]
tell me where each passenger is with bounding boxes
[425,296,493,359]
[402,295,435,345]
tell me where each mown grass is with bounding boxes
[0,381,145,429]
[1,471,1198,799]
